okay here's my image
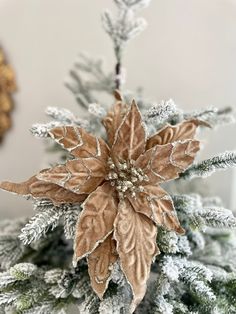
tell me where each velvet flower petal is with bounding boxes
[73,182,118,261]
[0,175,86,205]
[114,199,159,312]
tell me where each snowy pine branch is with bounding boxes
[98,294,126,314]
[0,291,19,306]
[181,261,213,283]
[178,260,215,304]
[181,151,236,180]
[187,280,215,304]
[157,228,192,256]
[102,0,151,89]
[173,194,203,227]
[114,0,151,11]
[30,122,61,138]
[22,303,58,314]
[190,231,206,250]
[144,99,178,124]
[157,229,179,254]
[63,209,80,240]
[0,235,26,269]
[102,7,147,62]
[0,263,83,314]
[65,53,114,109]
[66,68,95,108]
[19,201,80,245]
[46,106,90,130]
[88,103,107,118]
[19,207,63,245]
[173,194,236,230]
[184,106,235,127]
[0,272,16,290]
[202,196,223,207]
[0,219,28,269]
[31,107,90,138]
[74,53,115,93]
[150,256,215,313]
[46,107,77,124]
[9,263,38,281]
[199,207,236,229]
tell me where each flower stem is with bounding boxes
[115,61,122,90]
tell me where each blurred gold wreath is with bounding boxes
[0,48,16,142]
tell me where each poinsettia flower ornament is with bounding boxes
[0,94,203,312]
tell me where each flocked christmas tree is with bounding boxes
[1,1,236,313]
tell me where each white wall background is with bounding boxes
[0,0,236,219]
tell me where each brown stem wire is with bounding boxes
[115,62,121,91]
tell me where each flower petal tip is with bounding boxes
[177,226,186,235]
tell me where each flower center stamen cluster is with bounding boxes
[106,157,149,199]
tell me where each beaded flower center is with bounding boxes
[106,157,149,199]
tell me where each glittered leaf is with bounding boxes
[136,140,200,184]
[49,126,109,161]
[37,158,107,194]
[128,185,184,234]
[73,182,118,263]
[30,180,87,204]
[103,101,128,145]
[0,175,85,205]
[87,234,118,299]
[112,100,146,161]
[114,200,159,313]
[147,119,206,149]
[0,176,38,196]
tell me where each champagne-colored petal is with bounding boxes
[114,200,159,313]
[49,126,109,161]
[136,140,200,184]
[37,157,107,194]
[0,176,38,195]
[0,176,85,205]
[112,100,146,162]
[73,182,118,263]
[87,234,118,299]
[102,101,128,146]
[30,180,87,204]
[128,185,184,234]
[147,119,208,149]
